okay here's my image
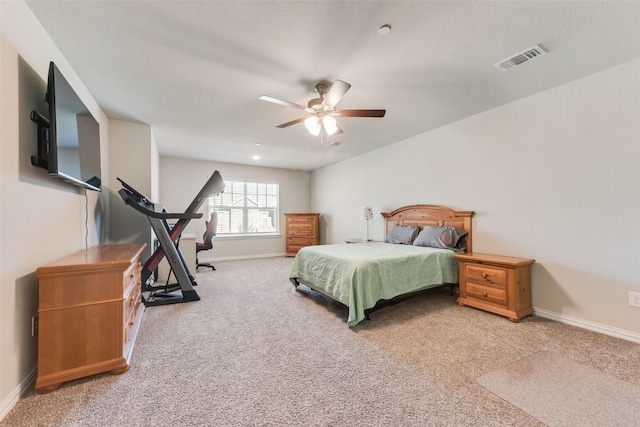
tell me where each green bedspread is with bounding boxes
[289,243,458,327]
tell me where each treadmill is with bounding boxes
[117,170,225,306]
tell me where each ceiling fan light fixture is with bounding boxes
[261,79,386,143]
[304,116,321,136]
[322,115,338,135]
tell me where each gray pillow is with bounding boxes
[384,225,420,245]
[413,226,468,252]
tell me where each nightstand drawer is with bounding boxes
[466,282,506,305]
[466,264,506,288]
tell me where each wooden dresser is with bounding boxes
[285,213,320,257]
[454,252,535,322]
[35,243,146,393]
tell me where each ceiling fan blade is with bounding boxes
[336,109,386,118]
[276,117,306,128]
[322,80,351,109]
[334,126,344,135]
[260,95,307,111]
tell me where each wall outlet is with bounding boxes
[629,291,640,308]
[31,313,39,337]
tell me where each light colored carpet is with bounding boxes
[477,350,640,426]
[1,257,639,426]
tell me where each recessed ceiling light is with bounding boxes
[378,25,391,36]
[255,143,261,146]
[252,155,260,160]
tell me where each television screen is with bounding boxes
[33,62,102,191]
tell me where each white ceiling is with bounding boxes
[26,1,640,171]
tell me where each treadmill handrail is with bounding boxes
[119,189,203,220]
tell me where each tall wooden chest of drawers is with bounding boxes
[454,252,535,322]
[35,243,146,393]
[285,213,320,257]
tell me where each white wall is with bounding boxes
[311,58,640,339]
[159,157,311,260]
[0,1,108,418]
[106,119,159,260]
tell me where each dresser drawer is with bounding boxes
[287,237,316,249]
[124,277,141,336]
[466,282,507,305]
[287,215,315,224]
[287,226,314,237]
[123,262,142,293]
[465,264,506,288]
[124,292,142,345]
[123,284,139,323]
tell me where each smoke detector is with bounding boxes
[494,44,546,72]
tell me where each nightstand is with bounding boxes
[454,252,535,322]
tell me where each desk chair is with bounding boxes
[196,212,217,270]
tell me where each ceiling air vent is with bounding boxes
[494,44,546,72]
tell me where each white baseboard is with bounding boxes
[0,367,37,422]
[200,253,285,262]
[534,307,640,344]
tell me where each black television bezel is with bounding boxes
[31,62,102,192]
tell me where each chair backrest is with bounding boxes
[197,212,217,252]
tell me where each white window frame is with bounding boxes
[207,179,280,238]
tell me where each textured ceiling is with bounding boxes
[26,1,640,171]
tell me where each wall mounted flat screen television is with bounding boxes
[31,61,101,191]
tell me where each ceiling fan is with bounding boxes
[260,80,386,146]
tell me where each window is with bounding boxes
[208,180,279,236]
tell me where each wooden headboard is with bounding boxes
[381,204,475,253]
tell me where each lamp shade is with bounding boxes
[361,206,373,220]
[304,116,321,136]
[322,115,338,135]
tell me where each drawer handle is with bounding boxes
[482,292,488,297]
[482,273,489,278]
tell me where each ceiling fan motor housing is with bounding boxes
[315,83,328,95]
[308,83,328,109]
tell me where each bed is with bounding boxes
[289,204,475,326]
